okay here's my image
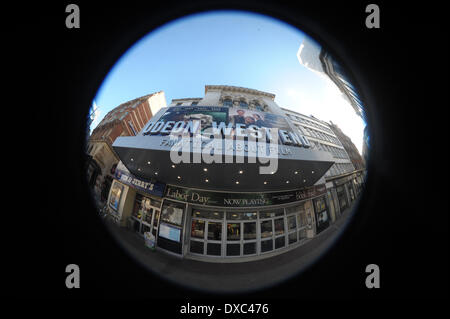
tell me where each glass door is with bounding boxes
[190,209,224,256]
[206,221,222,256]
[151,199,162,237]
[225,221,241,256]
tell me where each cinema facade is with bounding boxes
[105,85,364,262]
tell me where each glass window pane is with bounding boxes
[140,224,151,235]
[223,99,232,107]
[207,243,221,256]
[274,218,285,235]
[227,212,257,220]
[297,211,307,228]
[287,215,296,230]
[151,199,162,208]
[192,209,223,220]
[243,242,256,255]
[132,194,145,219]
[261,240,273,252]
[132,219,140,232]
[275,236,285,249]
[243,222,256,240]
[260,220,273,238]
[144,209,153,224]
[161,201,184,226]
[191,220,205,239]
[299,229,307,240]
[207,222,222,241]
[190,241,204,254]
[226,243,240,256]
[259,209,284,219]
[314,197,326,212]
[288,232,297,244]
[286,205,300,215]
[227,223,240,241]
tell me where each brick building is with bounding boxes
[328,121,365,170]
[86,91,167,206]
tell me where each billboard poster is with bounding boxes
[109,181,124,211]
[156,106,228,133]
[142,105,309,148]
[228,107,291,131]
[160,200,185,226]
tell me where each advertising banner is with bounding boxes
[108,181,124,211]
[153,106,229,134]
[228,107,291,131]
[165,184,327,208]
[142,106,309,148]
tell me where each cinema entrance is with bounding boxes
[159,184,329,261]
[188,204,313,260]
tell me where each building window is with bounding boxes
[223,99,232,107]
[191,101,198,106]
[128,121,137,135]
[254,102,264,112]
[176,102,183,106]
[239,100,248,108]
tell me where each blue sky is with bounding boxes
[92,10,365,153]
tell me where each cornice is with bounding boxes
[205,85,276,100]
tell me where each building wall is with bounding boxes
[282,108,355,178]
[88,91,167,203]
[166,85,358,181]
[329,122,365,170]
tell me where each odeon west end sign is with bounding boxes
[142,107,311,169]
[112,107,335,190]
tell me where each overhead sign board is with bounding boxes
[115,169,165,197]
[165,184,326,208]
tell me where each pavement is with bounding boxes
[104,201,357,294]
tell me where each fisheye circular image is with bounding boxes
[85,10,368,293]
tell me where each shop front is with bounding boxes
[187,204,312,259]
[129,194,162,237]
[159,184,327,261]
[106,162,166,228]
[313,195,330,233]
[336,184,348,213]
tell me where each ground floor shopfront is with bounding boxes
[105,169,368,262]
[326,169,365,221]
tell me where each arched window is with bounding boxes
[254,101,264,112]
[239,100,248,109]
[223,98,233,107]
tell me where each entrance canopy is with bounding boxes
[112,134,335,192]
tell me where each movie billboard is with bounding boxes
[157,106,228,133]
[151,106,292,133]
[228,107,291,131]
[143,105,309,148]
